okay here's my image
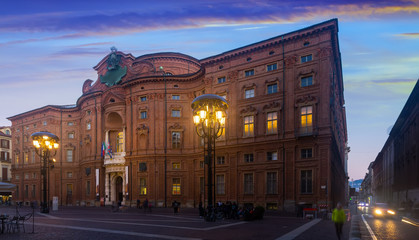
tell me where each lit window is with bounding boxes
[267,84,277,94]
[172,178,181,195]
[267,152,277,161]
[244,153,254,163]
[117,132,124,152]
[24,153,28,164]
[301,54,312,63]
[216,175,225,194]
[172,95,180,100]
[244,116,254,137]
[301,149,313,159]
[217,156,225,165]
[301,170,313,194]
[267,63,277,71]
[68,122,74,126]
[140,111,147,119]
[301,76,313,87]
[172,162,181,170]
[217,77,226,83]
[172,110,180,117]
[267,172,277,194]
[140,178,147,195]
[172,132,181,149]
[300,106,313,134]
[66,149,73,162]
[245,69,254,77]
[68,132,74,139]
[267,112,278,134]
[245,89,254,99]
[87,122,91,130]
[140,96,147,102]
[244,173,254,194]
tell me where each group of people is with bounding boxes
[136,198,152,213]
[199,201,252,221]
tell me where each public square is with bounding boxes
[0,205,351,240]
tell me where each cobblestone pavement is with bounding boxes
[0,206,350,240]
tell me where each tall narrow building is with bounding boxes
[9,19,347,211]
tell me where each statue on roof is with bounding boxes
[100,47,127,87]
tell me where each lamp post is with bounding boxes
[31,132,59,213]
[191,94,228,219]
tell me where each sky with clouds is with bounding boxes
[0,0,418,180]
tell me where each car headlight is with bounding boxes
[375,209,383,215]
[387,210,395,215]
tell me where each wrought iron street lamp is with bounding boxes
[31,132,59,213]
[191,94,228,218]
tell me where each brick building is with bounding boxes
[8,19,347,211]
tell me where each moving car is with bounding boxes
[372,203,397,218]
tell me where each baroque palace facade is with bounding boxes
[8,19,347,211]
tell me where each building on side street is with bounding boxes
[0,126,13,202]
[8,19,347,212]
[371,79,418,208]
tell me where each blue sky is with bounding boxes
[0,0,418,180]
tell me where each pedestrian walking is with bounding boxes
[143,198,149,213]
[172,200,180,215]
[332,202,346,240]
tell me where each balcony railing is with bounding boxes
[104,152,126,166]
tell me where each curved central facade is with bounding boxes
[9,19,348,211]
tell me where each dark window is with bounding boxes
[244,154,254,163]
[267,63,277,71]
[301,170,313,194]
[301,149,313,159]
[301,76,313,87]
[245,69,254,77]
[267,84,277,94]
[217,77,226,83]
[301,54,312,63]
[139,162,147,172]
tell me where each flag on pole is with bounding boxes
[107,144,113,159]
[101,142,106,158]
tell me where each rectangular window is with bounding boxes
[32,150,35,163]
[86,181,91,196]
[116,132,124,152]
[68,122,74,126]
[171,110,181,117]
[66,150,73,162]
[300,106,313,134]
[217,156,225,165]
[139,162,147,172]
[301,54,312,63]
[140,111,147,119]
[25,185,29,198]
[140,178,147,195]
[301,149,313,159]
[15,155,19,166]
[24,153,28,164]
[199,161,204,169]
[267,152,278,161]
[244,173,254,194]
[217,77,226,83]
[67,184,73,195]
[172,178,181,195]
[216,175,225,195]
[32,185,36,198]
[1,140,9,148]
[172,132,181,149]
[67,172,73,178]
[140,96,147,102]
[244,153,254,163]
[245,69,254,77]
[267,172,277,194]
[25,173,29,179]
[87,122,91,130]
[301,170,313,194]
[172,95,180,100]
[245,89,254,99]
[68,132,74,139]
[172,162,181,170]
[267,112,278,134]
[267,84,277,94]
[267,63,277,71]
[244,116,254,137]
[301,76,313,87]
[43,121,47,126]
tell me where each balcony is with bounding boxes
[104,152,126,166]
